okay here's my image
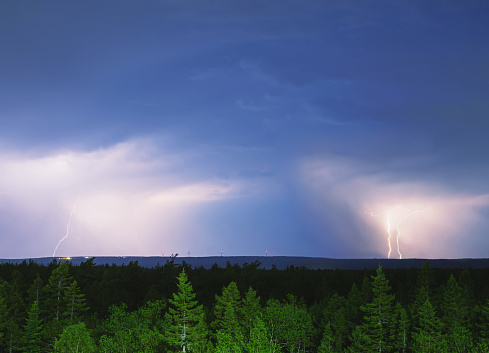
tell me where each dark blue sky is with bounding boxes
[1,1,489,259]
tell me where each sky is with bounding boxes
[1,1,489,259]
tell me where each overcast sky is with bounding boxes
[1,1,489,259]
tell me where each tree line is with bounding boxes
[1,258,489,352]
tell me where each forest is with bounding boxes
[1,257,489,352]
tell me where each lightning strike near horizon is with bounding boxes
[394,207,430,259]
[364,205,429,259]
[52,201,107,257]
[53,200,79,257]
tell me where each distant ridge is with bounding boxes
[2,256,489,270]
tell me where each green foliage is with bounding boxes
[4,259,489,352]
[318,322,334,353]
[442,274,468,331]
[0,277,25,351]
[246,315,277,353]
[22,301,43,353]
[99,301,165,353]
[215,329,243,353]
[168,269,208,352]
[63,280,89,324]
[360,265,397,352]
[27,273,44,306]
[412,298,444,353]
[213,282,242,332]
[395,303,409,353]
[241,286,261,339]
[54,322,97,353]
[43,262,73,321]
[325,293,348,350]
[264,295,315,353]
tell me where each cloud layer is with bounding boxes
[0,139,274,258]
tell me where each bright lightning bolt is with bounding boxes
[52,200,79,257]
[364,205,429,259]
[394,207,429,259]
[364,207,395,258]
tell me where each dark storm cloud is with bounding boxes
[1,0,489,258]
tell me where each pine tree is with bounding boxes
[360,265,396,353]
[241,286,261,340]
[412,298,445,353]
[62,280,89,323]
[394,304,409,353]
[1,278,25,352]
[213,282,242,333]
[411,285,430,329]
[479,299,489,341]
[0,292,6,345]
[168,269,208,352]
[346,283,363,325]
[325,293,348,351]
[27,273,44,306]
[22,301,43,353]
[442,274,468,330]
[43,262,73,346]
[246,316,277,353]
[442,274,473,352]
[215,329,243,353]
[43,262,73,321]
[318,322,334,353]
[416,262,435,297]
[348,324,370,353]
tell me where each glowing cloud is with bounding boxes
[301,156,489,258]
[0,139,264,258]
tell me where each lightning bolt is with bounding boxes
[394,207,429,259]
[364,207,395,258]
[365,205,429,259]
[52,200,79,257]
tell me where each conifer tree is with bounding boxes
[246,316,278,353]
[325,293,348,351]
[241,286,261,339]
[43,262,73,321]
[346,283,363,325]
[22,301,43,353]
[168,269,208,352]
[360,265,396,352]
[348,325,370,353]
[27,273,44,306]
[1,278,24,352]
[0,292,6,345]
[412,298,445,353]
[318,322,334,353]
[442,274,468,330]
[43,262,73,346]
[213,282,242,332]
[442,274,473,351]
[62,280,89,323]
[215,302,245,351]
[416,262,435,297]
[479,299,489,341]
[395,304,409,353]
